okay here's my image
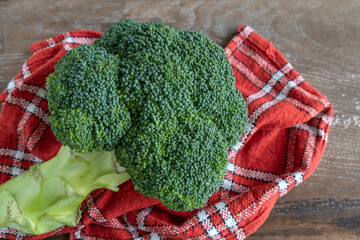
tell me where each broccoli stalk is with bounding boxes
[0,146,130,235]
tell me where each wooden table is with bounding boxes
[1,0,359,239]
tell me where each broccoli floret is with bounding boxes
[116,116,228,210]
[97,20,248,211]
[46,44,131,153]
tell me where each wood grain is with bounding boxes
[0,0,359,239]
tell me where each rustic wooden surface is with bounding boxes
[1,0,359,239]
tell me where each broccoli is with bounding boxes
[95,19,248,210]
[46,44,131,153]
[0,19,248,234]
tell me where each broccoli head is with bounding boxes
[46,44,131,153]
[96,19,248,210]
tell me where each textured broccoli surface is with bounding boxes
[96,19,248,210]
[47,44,131,153]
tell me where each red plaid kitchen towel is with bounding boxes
[0,25,332,239]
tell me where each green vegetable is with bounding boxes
[96,19,248,210]
[0,19,248,234]
[0,146,130,235]
[46,44,131,153]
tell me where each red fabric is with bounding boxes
[0,25,332,239]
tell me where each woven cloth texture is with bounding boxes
[0,25,332,239]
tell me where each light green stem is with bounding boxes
[0,146,130,235]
